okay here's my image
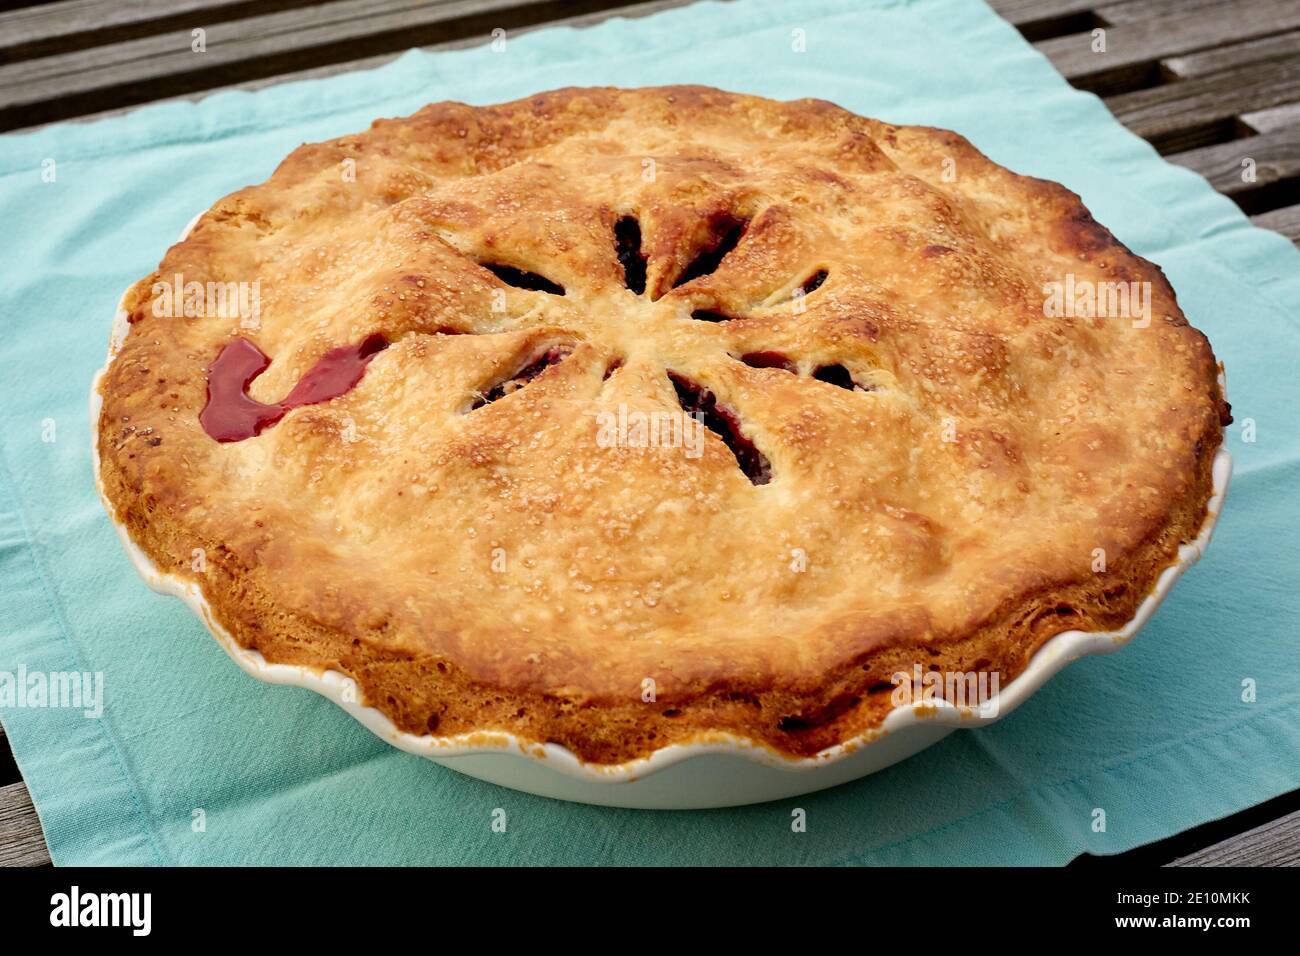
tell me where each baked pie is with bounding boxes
[95,86,1229,764]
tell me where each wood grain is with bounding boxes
[1250,203,1300,242]
[1165,30,1300,80]
[0,783,51,867]
[12,0,699,132]
[1167,126,1300,198]
[0,0,656,130]
[0,0,323,63]
[1097,0,1234,26]
[1171,808,1300,866]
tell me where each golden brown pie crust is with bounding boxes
[96,86,1229,764]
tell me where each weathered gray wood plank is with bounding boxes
[1098,0,1235,25]
[1106,55,1300,152]
[13,0,700,132]
[1171,808,1300,865]
[1167,126,1300,196]
[1165,29,1300,80]
[1250,203,1300,243]
[0,783,51,867]
[987,0,1102,28]
[1036,0,1300,93]
[0,0,653,130]
[0,0,322,64]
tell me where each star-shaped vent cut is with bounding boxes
[198,207,875,489]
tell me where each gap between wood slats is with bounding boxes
[1106,55,1300,154]
[987,0,1107,42]
[0,722,20,788]
[0,0,67,11]
[1168,126,1300,214]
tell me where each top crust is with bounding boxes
[96,86,1228,763]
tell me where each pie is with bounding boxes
[95,86,1229,764]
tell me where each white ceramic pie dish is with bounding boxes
[90,211,1232,809]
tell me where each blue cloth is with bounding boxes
[1,0,1297,865]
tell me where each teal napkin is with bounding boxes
[2,0,1297,866]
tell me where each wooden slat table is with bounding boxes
[0,0,1296,867]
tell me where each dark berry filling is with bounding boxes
[672,216,747,288]
[668,371,771,485]
[614,216,647,294]
[801,269,828,294]
[480,263,565,296]
[812,363,856,390]
[471,347,572,410]
[740,351,797,373]
[690,309,734,322]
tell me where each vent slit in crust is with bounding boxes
[667,371,772,485]
[470,346,572,411]
[800,269,828,295]
[672,215,747,288]
[480,262,565,296]
[812,363,859,391]
[614,216,647,294]
[740,351,797,373]
[690,308,734,322]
